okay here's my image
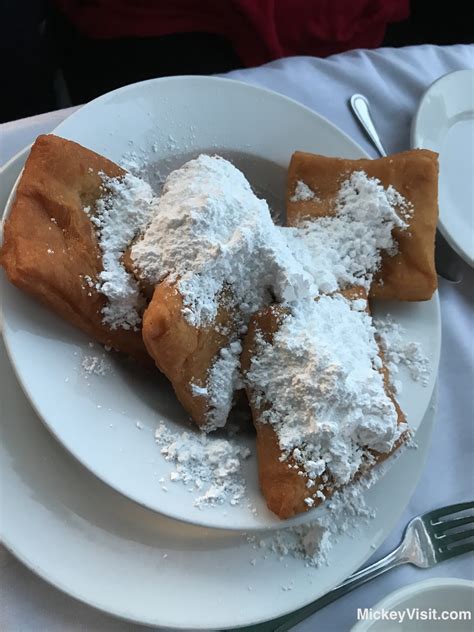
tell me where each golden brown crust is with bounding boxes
[286,149,439,301]
[241,291,407,520]
[0,134,147,360]
[142,281,241,428]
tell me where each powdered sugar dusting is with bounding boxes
[92,173,157,330]
[81,354,110,377]
[290,180,319,202]
[120,150,168,193]
[131,155,316,327]
[131,157,412,436]
[375,316,431,390]
[287,171,409,295]
[245,448,411,568]
[131,155,320,429]
[244,479,375,567]
[154,422,251,507]
[204,339,244,432]
[271,483,374,567]
[246,295,404,496]
[243,171,412,507]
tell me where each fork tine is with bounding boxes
[435,529,474,546]
[431,515,474,533]
[426,501,474,523]
[438,541,474,560]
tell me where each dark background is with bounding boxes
[1,0,473,123]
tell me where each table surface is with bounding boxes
[1,44,473,632]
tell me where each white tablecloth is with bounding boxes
[1,44,473,632]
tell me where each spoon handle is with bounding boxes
[350,94,387,157]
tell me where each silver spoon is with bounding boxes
[350,94,388,157]
[349,93,463,284]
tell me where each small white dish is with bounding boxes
[1,76,440,531]
[352,578,474,631]
[412,69,474,267]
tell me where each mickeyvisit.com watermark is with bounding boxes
[357,607,472,624]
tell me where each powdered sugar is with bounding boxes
[375,316,431,390]
[130,155,321,430]
[245,448,413,568]
[153,422,251,507]
[246,295,404,495]
[290,180,319,202]
[131,155,316,327]
[81,354,110,377]
[130,157,413,452]
[204,339,244,432]
[288,171,409,295]
[242,173,411,510]
[190,339,244,432]
[245,476,376,567]
[338,171,412,223]
[92,173,157,330]
[274,483,375,567]
[120,150,168,193]
[120,151,146,177]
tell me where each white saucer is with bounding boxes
[0,149,438,629]
[352,578,474,631]
[1,76,441,531]
[412,69,474,267]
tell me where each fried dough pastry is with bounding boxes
[0,134,147,360]
[142,281,242,429]
[241,289,407,520]
[286,150,439,301]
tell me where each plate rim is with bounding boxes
[411,68,474,267]
[53,73,371,159]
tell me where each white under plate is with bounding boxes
[1,77,440,531]
[412,69,474,267]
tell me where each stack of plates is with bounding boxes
[0,77,440,628]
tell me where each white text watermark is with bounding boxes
[357,607,472,624]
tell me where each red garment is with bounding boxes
[55,0,409,67]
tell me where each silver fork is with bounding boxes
[245,502,474,632]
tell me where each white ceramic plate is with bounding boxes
[412,69,474,267]
[1,77,440,531]
[352,578,474,631]
[0,149,438,625]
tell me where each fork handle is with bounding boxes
[272,546,408,632]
